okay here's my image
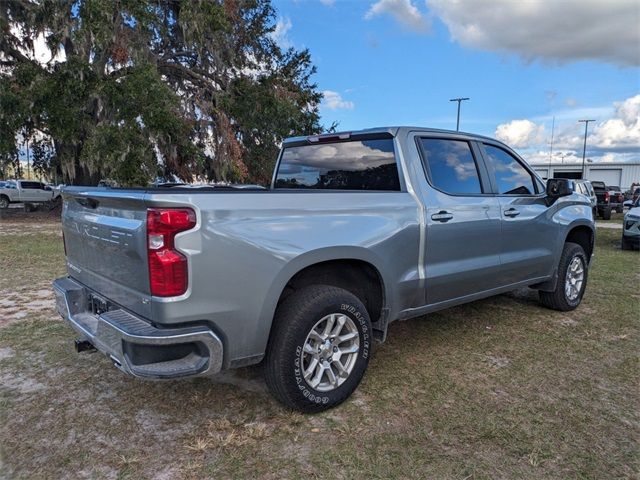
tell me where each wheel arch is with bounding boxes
[565,223,595,262]
[260,247,391,349]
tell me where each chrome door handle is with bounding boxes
[503,208,520,217]
[431,211,453,222]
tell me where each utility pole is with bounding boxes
[578,119,595,179]
[450,97,470,131]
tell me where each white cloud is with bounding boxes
[321,90,355,110]
[426,0,640,66]
[495,119,546,148]
[319,0,335,5]
[590,95,640,151]
[271,17,293,49]
[365,0,430,33]
[496,95,640,164]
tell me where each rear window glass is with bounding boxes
[274,138,400,191]
[418,138,482,194]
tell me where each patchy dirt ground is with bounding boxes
[0,223,638,479]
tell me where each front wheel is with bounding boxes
[0,196,8,209]
[539,242,588,311]
[265,285,372,413]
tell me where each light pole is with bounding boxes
[450,97,470,131]
[578,119,595,179]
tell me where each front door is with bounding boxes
[480,143,556,285]
[417,137,503,305]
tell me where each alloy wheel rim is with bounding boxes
[300,313,360,392]
[565,256,584,301]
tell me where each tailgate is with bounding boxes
[61,188,151,317]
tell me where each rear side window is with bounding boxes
[483,144,537,195]
[418,138,482,194]
[21,181,40,189]
[274,138,400,191]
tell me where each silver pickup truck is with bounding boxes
[53,127,595,412]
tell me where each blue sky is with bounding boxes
[271,0,640,163]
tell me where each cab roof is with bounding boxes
[283,126,498,146]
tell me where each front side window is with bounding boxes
[483,144,537,195]
[418,138,482,194]
[275,138,399,191]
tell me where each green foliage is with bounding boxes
[0,0,323,186]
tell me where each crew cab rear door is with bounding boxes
[415,136,503,305]
[478,142,556,285]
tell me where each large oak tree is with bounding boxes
[0,0,323,185]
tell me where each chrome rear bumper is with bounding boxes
[52,277,223,379]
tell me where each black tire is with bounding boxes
[539,242,588,311]
[616,207,623,214]
[265,285,372,413]
[600,206,611,220]
[0,196,8,209]
[621,236,633,251]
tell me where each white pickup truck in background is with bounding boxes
[0,180,61,209]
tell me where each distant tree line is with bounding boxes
[0,0,325,186]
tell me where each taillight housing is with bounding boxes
[147,208,196,297]
[604,192,610,202]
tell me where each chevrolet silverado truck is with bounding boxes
[53,127,595,412]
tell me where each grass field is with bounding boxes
[0,220,638,479]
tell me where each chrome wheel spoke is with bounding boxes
[304,357,319,380]
[330,314,347,337]
[339,344,359,355]
[337,331,358,344]
[309,362,325,388]
[308,330,324,343]
[303,343,316,355]
[326,365,338,387]
[322,314,336,337]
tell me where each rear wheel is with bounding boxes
[539,242,588,311]
[265,285,372,413]
[600,206,611,220]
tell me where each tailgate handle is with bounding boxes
[76,197,99,209]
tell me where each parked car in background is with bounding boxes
[574,179,597,214]
[622,196,640,250]
[607,185,624,213]
[591,181,614,219]
[53,127,595,412]
[624,187,640,209]
[0,180,61,209]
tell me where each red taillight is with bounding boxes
[147,208,196,297]
[604,192,610,202]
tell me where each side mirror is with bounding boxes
[546,178,574,198]
[44,186,52,191]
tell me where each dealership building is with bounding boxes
[530,161,640,191]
